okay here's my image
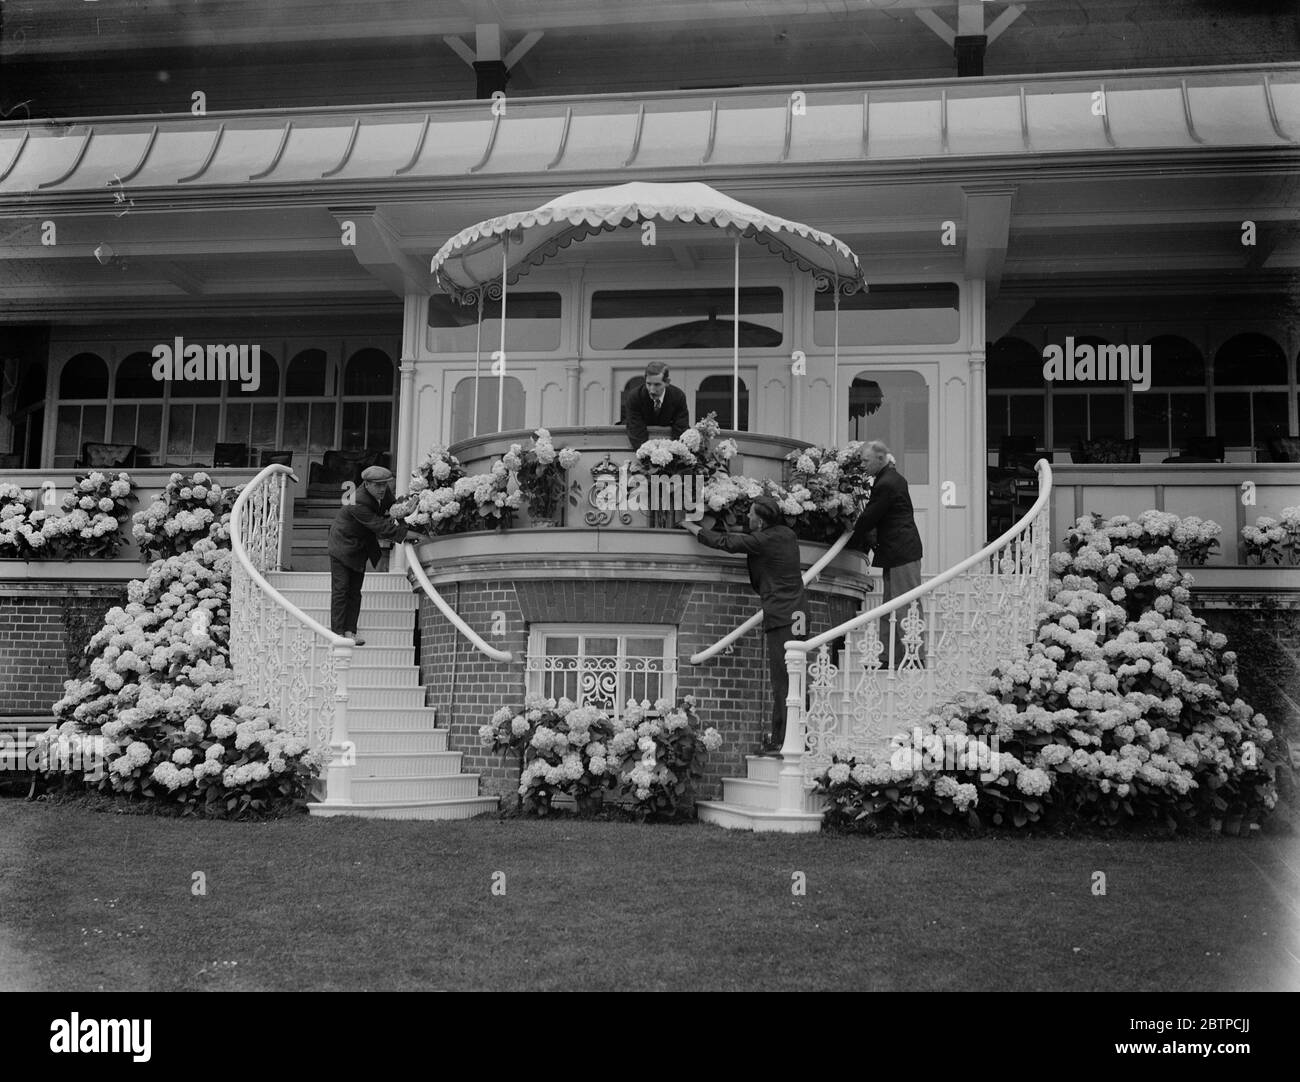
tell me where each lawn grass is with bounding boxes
[2,799,1298,992]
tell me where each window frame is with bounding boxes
[525,623,679,719]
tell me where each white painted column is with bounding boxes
[390,292,427,574]
[967,278,989,558]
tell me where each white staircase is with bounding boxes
[696,754,824,833]
[264,570,499,820]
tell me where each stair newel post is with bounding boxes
[775,645,808,814]
[323,643,354,806]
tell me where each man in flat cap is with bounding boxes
[682,495,806,754]
[327,465,408,646]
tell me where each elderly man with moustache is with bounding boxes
[327,465,408,646]
[849,441,924,665]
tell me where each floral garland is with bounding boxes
[815,510,1276,834]
[0,472,136,560]
[133,472,242,561]
[481,693,722,819]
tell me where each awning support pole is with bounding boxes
[472,289,484,438]
[498,236,509,434]
[833,278,841,444]
[732,233,740,431]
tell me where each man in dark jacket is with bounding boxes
[327,465,408,645]
[684,495,806,752]
[624,361,690,449]
[848,441,924,665]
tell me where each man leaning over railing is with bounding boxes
[682,495,807,755]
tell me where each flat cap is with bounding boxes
[360,466,394,482]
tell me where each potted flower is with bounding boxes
[503,428,581,528]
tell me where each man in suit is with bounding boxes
[624,360,690,449]
[327,465,408,646]
[848,441,924,666]
[683,495,806,753]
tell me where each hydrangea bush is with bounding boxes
[0,473,136,559]
[816,510,1277,835]
[37,539,326,817]
[481,694,723,819]
[782,443,872,543]
[502,428,581,521]
[1242,507,1300,565]
[133,472,241,561]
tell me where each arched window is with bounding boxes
[1049,335,1127,451]
[110,352,164,465]
[848,369,929,482]
[1214,333,1288,449]
[1134,336,1207,456]
[341,349,395,451]
[54,353,108,468]
[224,352,281,462]
[986,337,1046,454]
[59,353,108,400]
[283,349,338,463]
[451,375,525,444]
[695,374,749,431]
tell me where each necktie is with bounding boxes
[652,395,663,412]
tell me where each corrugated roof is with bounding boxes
[1,65,1296,199]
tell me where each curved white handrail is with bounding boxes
[404,540,514,662]
[688,524,858,665]
[229,464,353,646]
[790,459,1053,654]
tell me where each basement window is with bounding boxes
[525,625,678,718]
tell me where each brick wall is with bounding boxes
[0,583,127,714]
[419,575,860,805]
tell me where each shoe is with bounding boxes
[347,631,366,647]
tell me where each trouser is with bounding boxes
[765,623,795,742]
[881,559,924,667]
[330,558,365,635]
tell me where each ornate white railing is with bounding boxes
[229,464,355,806]
[404,542,514,662]
[688,525,858,665]
[777,461,1054,801]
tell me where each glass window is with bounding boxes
[16,361,46,410]
[814,283,959,346]
[695,374,749,431]
[1148,335,1204,387]
[115,351,164,398]
[54,404,107,468]
[848,370,929,482]
[59,353,108,400]
[428,292,562,353]
[617,376,644,424]
[344,349,395,397]
[591,287,783,350]
[451,375,525,443]
[1214,392,1251,448]
[526,625,677,718]
[243,351,279,398]
[286,349,334,396]
[1214,333,1286,386]
[986,337,1044,389]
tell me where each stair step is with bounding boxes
[334,629,414,648]
[345,707,438,730]
[695,800,823,834]
[346,646,416,668]
[309,796,499,821]
[348,686,427,709]
[347,666,420,688]
[744,754,781,782]
[350,774,482,802]
[348,728,448,753]
[291,607,416,629]
[268,572,410,592]
[277,591,415,613]
[719,776,823,814]
[352,751,464,778]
